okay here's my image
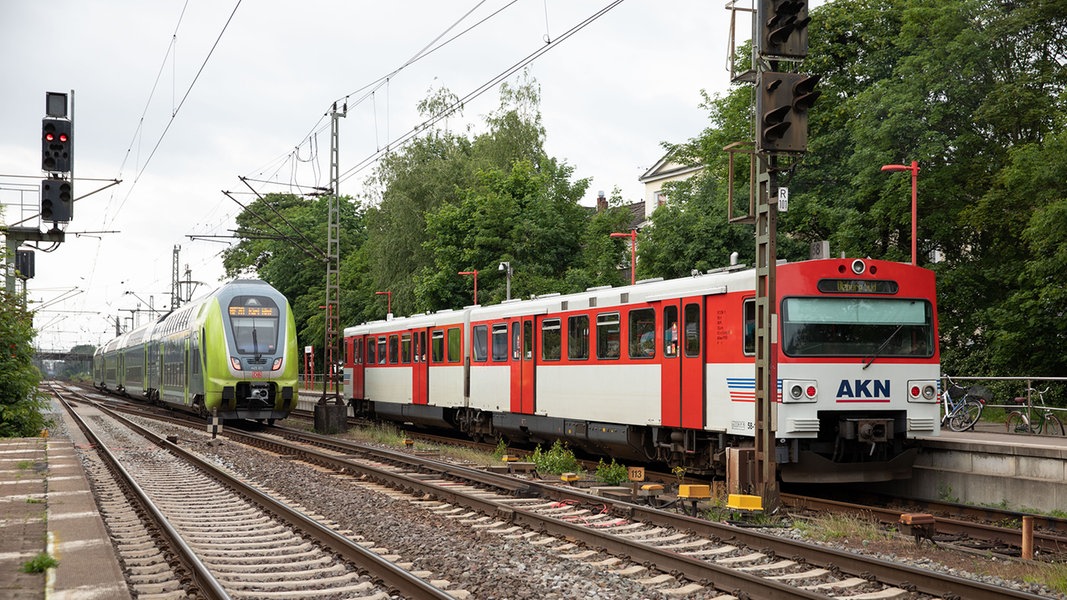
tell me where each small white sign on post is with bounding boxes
[778,187,789,212]
[304,345,313,354]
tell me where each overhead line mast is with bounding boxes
[726,0,818,514]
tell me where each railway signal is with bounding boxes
[756,71,820,153]
[41,178,73,222]
[42,118,73,172]
[758,0,810,58]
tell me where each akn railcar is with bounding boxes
[343,258,940,482]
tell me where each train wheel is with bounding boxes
[267,419,276,426]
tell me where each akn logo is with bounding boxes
[836,379,891,402]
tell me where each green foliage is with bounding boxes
[21,552,58,573]
[491,438,508,460]
[593,458,628,485]
[0,291,51,438]
[530,440,582,475]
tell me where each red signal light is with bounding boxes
[45,132,55,142]
[58,134,68,143]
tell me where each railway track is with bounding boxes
[90,396,1050,599]
[53,386,457,599]
[291,404,1067,560]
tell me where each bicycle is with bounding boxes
[940,375,985,432]
[1005,387,1064,436]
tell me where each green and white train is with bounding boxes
[93,279,299,422]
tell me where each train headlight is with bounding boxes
[908,379,938,403]
[783,379,817,403]
[272,357,283,371]
[851,259,866,275]
[230,357,242,371]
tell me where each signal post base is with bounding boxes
[314,402,348,434]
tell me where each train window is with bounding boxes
[684,303,700,357]
[596,313,621,360]
[401,333,411,364]
[523,320,534,360]
[567,315,589,360]
[431,330,445,363]
[447,327,462,363]
[491,324,508,361]
[512,323,521,360]
[388,335,399,364]
[743,299,756,355]
[629,308,655,359]
[541,319,561,361]
[417,331,427,362]
[353,339,362,365]
[781,297,934,357]
[377,337,387,364]
[366,339,376,365]
[473,325,488,362]
[664,306,679,357]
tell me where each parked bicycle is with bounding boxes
[1005,387,1064,436]
[940,375,985,432]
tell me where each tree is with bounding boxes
[0,291,51,437]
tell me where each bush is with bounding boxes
[21,552,59,573]
[0,292,52,438]
[530,440,582,474]
[594,458,628,485]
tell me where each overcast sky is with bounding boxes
[1,0,752,351]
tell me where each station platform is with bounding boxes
[870,424,1067,513]
[0,401,130,599]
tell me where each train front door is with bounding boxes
[680,297,706,429]
[509,318,535,414]
[412,330,428,405]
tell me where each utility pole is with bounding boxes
[315,101,348,434]
[725,0,818,514]
[171,245,181,309]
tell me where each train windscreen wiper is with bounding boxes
[862,323,903,370]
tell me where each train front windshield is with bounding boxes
[781,297,933,358]
[228,296,280,354]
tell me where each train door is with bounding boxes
[184,339,192,406]
[350,336,365,399]
[680,297,706,429]
[412,330,428,405]
[659,301,682,427]
[509,317,535,414]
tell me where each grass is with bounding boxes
[21,552,59,573]
[792,512,891,544]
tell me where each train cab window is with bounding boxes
[664,306,679,358]
[447,327,462,363]
[684,303,701,357]
[541,319,561,361]
[743,299,756,355]
[472,325,489,362]
[388,335,399,364]
[567,315,589,360]
[355,339,363,365]
[416,331,426,362]
[401,333,411,364]
[377,337,387,364]
[629,308,655,359]
[596,313,621,360]
[431,330,445,363]
[491,324,508,361]
[511,323,521,360]
[367,338,377,365]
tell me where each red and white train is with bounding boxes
[343,258,940,483]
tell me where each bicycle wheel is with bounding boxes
[1040,413,1065,436]
[949,400,983,432]
[1005,411,1031,434]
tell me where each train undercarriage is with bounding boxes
[350,399,919,484]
